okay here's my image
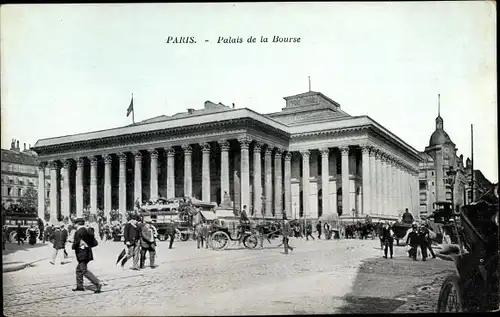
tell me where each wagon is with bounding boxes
[392,222,412,245]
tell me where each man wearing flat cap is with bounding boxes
[139,216,158,269]
[121,214,141,270]
[71,218,102,293]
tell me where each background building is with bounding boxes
[32,90,422,224]
[418,103,493,218]
[1,139,50,210]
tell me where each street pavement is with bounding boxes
[2,238,454,316]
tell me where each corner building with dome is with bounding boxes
[32,91,423,224]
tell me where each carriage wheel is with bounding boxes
[437,274,463,312]
[243,234,258,249]
[175,230,181,241]
[180,233,189,241]
[9,231,17,243]
[210,231,229,250]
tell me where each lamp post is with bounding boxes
[446,167,458,214]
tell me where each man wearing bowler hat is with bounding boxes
[121,214,141,270]
[71,218,102,293]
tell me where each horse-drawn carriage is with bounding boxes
[2,211,40,243]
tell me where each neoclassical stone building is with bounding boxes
[32,91,422,223]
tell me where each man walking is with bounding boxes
[406,224,420,260]
[16,224,25,245]
[121,215,141,270]
[281,215,294,254]
[71,218,102,293]
[50,225,65,265]
[61,224,69,258]
[165,219,176,249]
[381,221,394,259]
[139,216,158,269]
[306,221,315,241]
[316,220,322,239]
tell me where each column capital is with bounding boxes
[48,160,60,170]
[200,142,211,153]
[148,149,159,159]
[264,147,273,157]
[37,161,47,169]
[62,159,72,169]
[319,148,330,157]
[76,157,85,168]
[360,145,371,155]
[118,152,127,162]
[253,141,263,153]
[274,148,284,157]
[90,156,99,166]
[181,144,192,154]
[339,146,350,156]
[238,137,251,150]
[104,154,113,164]
[374,150,384,159]
[300,150,310,159]
[133,151,142,160]
[284,152,292,161]
[164,147,175,157]
[218,139,230,151]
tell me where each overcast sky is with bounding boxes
[1,2,497,182]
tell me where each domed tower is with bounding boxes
[425,94,455,202]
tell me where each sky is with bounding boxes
[1,2,497,182]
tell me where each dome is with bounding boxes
[429,129,451,146]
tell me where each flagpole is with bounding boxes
[132,93,135,124]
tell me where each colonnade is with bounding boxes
[37,140,419,223]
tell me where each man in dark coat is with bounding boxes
[121,215,141,270]
[61,224,69,258]
[381,222,394,259]
[316,221,322,239]
[71,218,102,293]
[165,220,176,249]
[406,224,420,260]
[16,224,25,245]
[50,225,65,265]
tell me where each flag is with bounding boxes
[126,95,134,117]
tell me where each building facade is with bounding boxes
[32,91,422,223]
[1,139,50,208]
[418,107,493,217]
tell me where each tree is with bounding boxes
[18,185,38,213]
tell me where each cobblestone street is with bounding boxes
[3,238,454,316]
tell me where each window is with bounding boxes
[431,171,434,176]
[18,188,22,196]
[432,181,434,186]
[46,191,50,198]
[9,178,13,184]
[419,180,427,190]
[420,193,427,201]
[7,187,12,196]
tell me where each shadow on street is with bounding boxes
[2,243,48,257]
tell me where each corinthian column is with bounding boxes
[90,156,98,215]
[75,158,84,218]
[387,156,394,217]
[165,148,175,198]
[118,153,127,216]
[339,146,350,217]
[301,150,311,218]
[238,138,251,212]
[320,148,330,217]
[49,161,59,222]
[253,142,263,217]
[218,140,230,204]
[200,143,211,202]
[361,146,371,215]
[104,154,112,219]
[375,150,383,216]
[133,151,142,203]
[37,162,47,221]
[380,154,389,216]
[369,148,377,216]
[274,148,283,218]
[149,149,159,200]
[61,159,71,219]
[182,145,192,198]
[264,147,273,217]
[284,152,292,219]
